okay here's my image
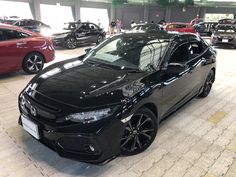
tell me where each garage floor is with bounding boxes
[1,46,236,177]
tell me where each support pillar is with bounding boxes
[110,3,115,20]
[32,0,41,21]
[75,0,81,21]
[144,5,149,23]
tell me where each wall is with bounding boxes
[170,6,200,22]
[115,5,145,28]
[1,0,236,27]
[148,6,166,23]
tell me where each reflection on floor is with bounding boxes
[1,46,236,177]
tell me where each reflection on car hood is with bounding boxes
[26,58,147,108]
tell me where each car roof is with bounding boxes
[168,22,190,25]
[121,31,197,43]
[134,23,159,27]
[217,24,236,27]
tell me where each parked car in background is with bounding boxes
[18,32,216,163]
[211,24,236,48]
[52,22,106,49]
[218,19,236,25]
[166,23,197,34]
[13,19,51,36]
[0,24,54,74]
[193,22,218,37]
[1,16,20,25]
[131,23,164,32]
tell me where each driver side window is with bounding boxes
[169,43,190,64]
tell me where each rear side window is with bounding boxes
[0,29,29,41]
[189,42,203,58]
[0,30,4,41]
[89,24,98,30]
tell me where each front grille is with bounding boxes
[22,94,60,120]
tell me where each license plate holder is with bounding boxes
[21,115,40,140]
[222,39,228,43]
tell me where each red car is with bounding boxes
[166,23,197,34]
[0,24,54,74]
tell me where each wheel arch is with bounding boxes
[134,102,159,123]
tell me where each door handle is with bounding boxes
[16,42,26,46]
[201,57,207,65]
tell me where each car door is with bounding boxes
[0,29,28,73]
[187,37,209,92]
[74,24,91,44]
[160,41,194,116]
[88,23,100,42]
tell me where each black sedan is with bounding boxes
[52,22,106,49]
[18,32,216,164]
[211,24,236,48]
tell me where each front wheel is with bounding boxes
[22,53,44,74]
[64,37,77,49]
[199,70,215,98]
[120,108,158,156]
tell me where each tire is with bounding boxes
[96,35,103,44]
[120,108,158,156]
[64,37,77,49]
[22,52,44,74]
[199,70,215,98]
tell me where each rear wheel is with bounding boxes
[199,70,215,98]
[22,53,44,74]
[64,37,77,49]
[120,108,158,156]
[96,35,103,44]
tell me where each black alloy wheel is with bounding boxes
[64,37,77,49]
[120,108,158,156]
[199,70,215,97]
[22,53,44,74]
[96,35,103,44]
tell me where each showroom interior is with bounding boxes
[1,0,236,177]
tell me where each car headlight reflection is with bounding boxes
[65,108,114,124]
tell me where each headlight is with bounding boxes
[65,108,114,124]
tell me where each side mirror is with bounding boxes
[162,62,187,74]
[85,48,92,54]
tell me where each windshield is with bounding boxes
[84,35,169,71]
[216,26,236,33]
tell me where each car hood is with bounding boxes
[25,58,147,109]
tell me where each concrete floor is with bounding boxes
[1,45,236,177]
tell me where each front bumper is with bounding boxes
[18,113,126,164]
